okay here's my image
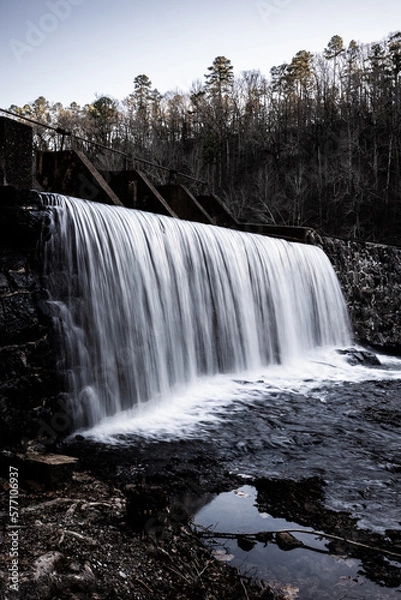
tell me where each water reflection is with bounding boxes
[194,484,401,600]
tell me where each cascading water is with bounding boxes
[41,194,352,431]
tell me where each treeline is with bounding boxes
[9,31,401,243]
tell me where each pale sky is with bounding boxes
[0,0,400,109]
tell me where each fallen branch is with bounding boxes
[34,520,98,546]
[165,564,193,585]
[58,529,98,546]
[21,498,81,513]
[135,578,153,593]
[240,577,251,600]
[194,525,401,560]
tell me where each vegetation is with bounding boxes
[9,32,401,244]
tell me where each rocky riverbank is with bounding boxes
[1,423,400,600]
[0,447,283,600]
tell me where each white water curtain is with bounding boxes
[42,195,351,428]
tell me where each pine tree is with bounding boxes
[205,56,234,100]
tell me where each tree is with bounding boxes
[133,75,152,112]
[204,56,235,133]
[203,56,235,187]
[86,96,120,153]
[324,34,345,62]
[343,40,362,106]
[124,74,153,150]
[286,50,314,99]
[324,35,345,102]
[388,31,401,94]
[8,31,401,243]
[205,56,234,99]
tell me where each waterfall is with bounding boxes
[41,195,352,430]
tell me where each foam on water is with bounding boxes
[78,346,401,442]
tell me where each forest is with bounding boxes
[8,31,401,245]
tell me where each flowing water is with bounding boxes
[42,194,351,430]
[41,195,401,596]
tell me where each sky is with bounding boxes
[0,0,400,110]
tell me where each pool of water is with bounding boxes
[195,485,401,600]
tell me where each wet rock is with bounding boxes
[336,347,381,366]
[0,301,6,339]
[320,236,401,350]
[255,477,326,523]
[258,587,288,600]
[8,269,39,291]
[255,531,274,544]
[2,292,40,343]
[237,535,257,551]
[0,346,27,379]
[275,532,304,551]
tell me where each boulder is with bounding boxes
[336,347,381,366]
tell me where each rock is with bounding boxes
[8,268,39,291]
[321,236,401,350]
[2,292,40,343]
[11,452,79,487]
[336,347,381,366]
[58,562,96,593]
[255,531,274,544]
[34,550,64,580]
[0,272,9,294]
[259,586,288,599]
[275,532,304,551]
[23,439,48,454]
[0,301,5,340]
[0,346,27,379]
[237,535,257,551]
[32,552,96,598]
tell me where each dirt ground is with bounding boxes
[1,429,400,600]
[0,450,284,600]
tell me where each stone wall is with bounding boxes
[320,236,401,352]
[0,187,61,447]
